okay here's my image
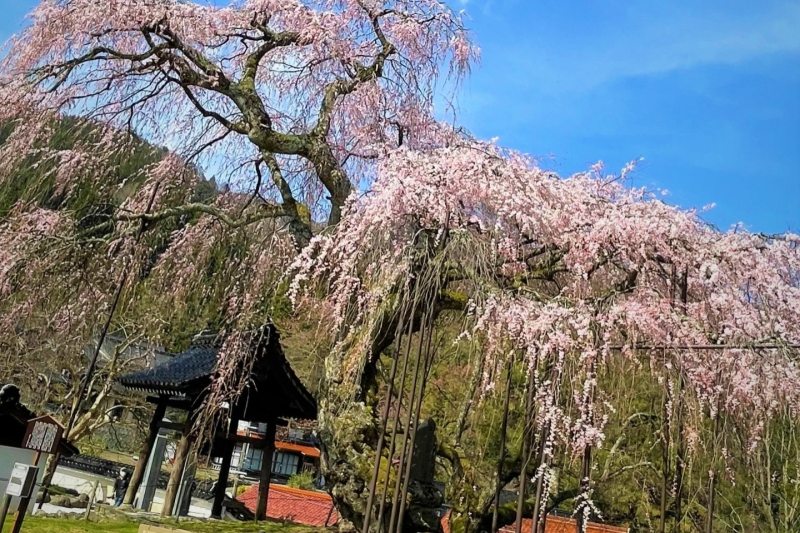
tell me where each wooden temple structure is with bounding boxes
[117,324,316,519]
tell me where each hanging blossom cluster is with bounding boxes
[0,202,116,347]
[290,142,800,449]
[0,0,479,446]
[0,203,70,299]
[148,207,297,326]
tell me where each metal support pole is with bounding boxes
[387,313,428,533]
[396,314,437,533]
[83,481,100,521]
[362,303,411,533]
[492,356,515,533]
[376,315,418,533]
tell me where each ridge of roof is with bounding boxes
[269,484,332,500]
[274,441,321,458]
[117,345,216,393]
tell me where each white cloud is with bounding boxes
[495,0,800,93]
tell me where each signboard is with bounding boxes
[5,463,38,498]
[22,415,63,454]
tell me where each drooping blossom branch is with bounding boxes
[289,142,800,521]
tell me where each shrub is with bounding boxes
[286,471,315,491]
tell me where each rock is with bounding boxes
[76,493,90,503]
[406,507,444,533]
[338,518,356,533]
[50,495,73,508]
[69,496,89,509]
[404,480,444,533]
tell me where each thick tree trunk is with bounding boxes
[318,394,380,530]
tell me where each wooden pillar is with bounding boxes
[255,420,277,521]
[211,412,241,518]
[125,399,167,505]
[161,428,195,517]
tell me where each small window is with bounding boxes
[272,452,300,476]
[243,446,263,472]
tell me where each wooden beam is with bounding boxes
[255,421,277,521]
[158,421,190,432]
[211,414,240,518]
[215,433,270,447]
[145,396,195,409]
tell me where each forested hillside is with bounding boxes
[0,117,221,438]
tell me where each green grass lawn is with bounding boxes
[1,516,328,533]
[1,516,139,533]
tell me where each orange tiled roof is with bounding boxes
[232,432,321,458]
[237,483,339,527]
[499,516,627,533]
[275,440,321,458]
[441,508,452,533]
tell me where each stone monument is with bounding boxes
[405,419,444,533]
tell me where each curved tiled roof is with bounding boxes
[117,346,217,395]
[117,324,317,420]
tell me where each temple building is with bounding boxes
[117,324,316,519]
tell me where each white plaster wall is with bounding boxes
[50,467,113,504]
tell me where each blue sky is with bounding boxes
[1,0,798,233]
[446,0,800,233]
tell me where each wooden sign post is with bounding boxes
[22,415,64,455]
[10,415,64,533]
